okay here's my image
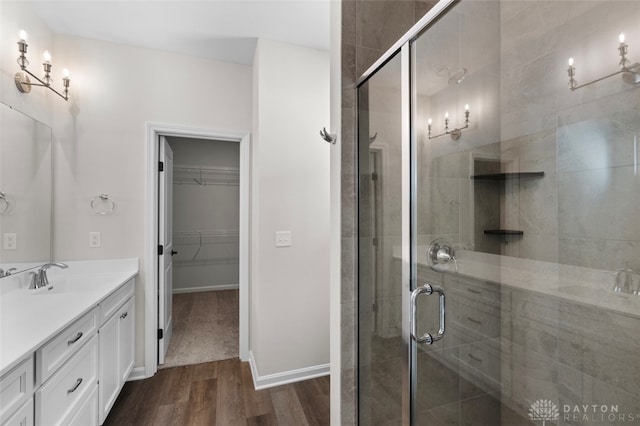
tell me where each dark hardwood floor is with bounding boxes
[104,358,330,426]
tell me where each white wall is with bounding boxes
[168,137,240,292]
[251,39,330,378]
[50,35,252,368]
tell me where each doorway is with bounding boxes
[161,136,241,368]
[144,124,250,378]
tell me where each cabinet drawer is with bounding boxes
[1,398,33,426]
[36,308,98,385]
[61,384,98,426]
[0,356,33,424]
[100,279,134,323]
[35,335,98,426]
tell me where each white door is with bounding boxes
[158,136,174,365]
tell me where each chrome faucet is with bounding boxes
[613,268,635,294]
[29,262,68,289]
[0,268,17,278]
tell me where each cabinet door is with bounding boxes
[98,313,119,424]
[118,298,135,384]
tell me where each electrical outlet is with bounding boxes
[275,231,292,247]
[89,232,101,248]
[3,233,17,250]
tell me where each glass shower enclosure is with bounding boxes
[357,0,640,424]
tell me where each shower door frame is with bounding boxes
[355,0,461,424]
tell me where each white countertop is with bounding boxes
[406,248,640,320]
[0,258,138,376]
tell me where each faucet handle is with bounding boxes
[28,272,38,289]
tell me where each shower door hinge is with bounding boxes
[159,161,164,172]
[372,172,378,181]
[157,329,164,340]
[158,245,164,255]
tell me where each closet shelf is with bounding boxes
[471,172,544,181]
[483,229,524,236]
[173,165,239,186]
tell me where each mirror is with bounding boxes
[0,102,52,277]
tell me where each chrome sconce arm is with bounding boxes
[14,31,70,101]
[428,105,470,141]
[567,33,640,91]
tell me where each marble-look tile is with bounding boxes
[460,393,501,426]
[342,0,357,48]
[360,0,415,52]
[356,46,385,79]
[341,237,356,305]
[341,302,356,371]
[341,367,357,426]
[342,43,357,86]
[558,166,639,242]
[558,237,640,272]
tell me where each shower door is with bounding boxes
[358,0,640,425]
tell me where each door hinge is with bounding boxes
[157,329,164,340]
[158,245,164,255]
[159,161,164,172]
[372,172,378,181]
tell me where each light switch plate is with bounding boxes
[3,233,17,250]
[275,231,292,247]
[89,232,101,248]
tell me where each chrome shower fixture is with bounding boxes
[567,32,640,91]
[428,104,470,141]
[14,30,70,101]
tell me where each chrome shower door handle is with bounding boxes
[410,283,446,345]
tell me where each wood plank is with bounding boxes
[104,358,330,426]
[294,378,331,425]
[240,361,274,418]
[185,378,218,426]
[215,358,246,425]
[246,413,279,426]
[270,387,310,426]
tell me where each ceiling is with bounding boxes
[32,0,330,65]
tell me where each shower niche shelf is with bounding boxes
[483,229,524,236]
[471,171,545,181]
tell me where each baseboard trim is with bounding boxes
[127,367,148,382]
[248,351,330,390]
[173,284,239,294]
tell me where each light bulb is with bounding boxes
[619,33,625,43]
[63,68,70,78]
[445,112,449,119]
[568,57,574,67]
[428,118,432,125]
[43,50,51,62]
[19,30,28,41]
[465,104,469,111]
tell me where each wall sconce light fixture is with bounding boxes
[567,32,640,91]
[15,30,70,101]
[428,104,470,141]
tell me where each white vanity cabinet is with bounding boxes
[98,284,135,424]
[0,275,136,426]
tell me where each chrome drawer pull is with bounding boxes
[410,283,446,345]
[468,353,483,363]
[467,288,482,294]
[67,378,83,394]
[120,312,128,319]
[467,316,482,325]
[67,332,83,345]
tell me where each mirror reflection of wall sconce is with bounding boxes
[567,33,640,91]
[428,105,470,141]
[15,30,71,101]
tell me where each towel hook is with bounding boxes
[320,127,336,144]
[90,193,117,215]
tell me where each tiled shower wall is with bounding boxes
[340,1,437,423]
